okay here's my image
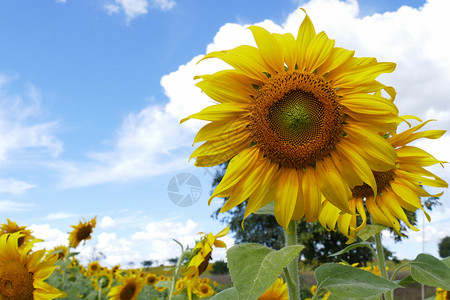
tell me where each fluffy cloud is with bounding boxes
[100,216,116,229]
[105,0,175,23]
[29,224,69,250]
[44,212,77,220]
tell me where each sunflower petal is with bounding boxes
[249,26,285,74]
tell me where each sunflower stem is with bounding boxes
[169,247,190,300]
[374,232,392,300]
[284,220,300,299]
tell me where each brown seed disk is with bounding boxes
[249,71,344,169]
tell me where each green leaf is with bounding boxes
[315,263,400,298]
[356,225,386,241]
[227,243,303,300]
[395,274,416,287]
[442,256,450,268]
[254,201,274,216]
[409,253,450,290]
[328,294,382,300]
[329,242,373,257]
[209,288,239,300]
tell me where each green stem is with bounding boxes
[374,232,392,300]
[169,249,190,300]
[285,220,300,300]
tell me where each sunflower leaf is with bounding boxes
[409,253,450,290]
[209,288,239,300]
[314,263,400,298]
[395,274,416,287]
[442,256,450,268]
[356,225,386,241]
[328,242,373,257]
[226,243,303,300]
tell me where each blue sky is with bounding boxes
[1,0,449,266]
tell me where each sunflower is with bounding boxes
[46,245,69,261]
[69,216,96,248]
[194,282,215,298]
[108,275,144,300]
[0,232,67,300]
[181,227,228,299]
[181,9,400,229]
[0,219,34,247]
[88,260,101,274]
[258,278,289,300]
[319,120,447,243]
[145,273,159,285]
[435,288,448,300]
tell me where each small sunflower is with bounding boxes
[182,9,400,229]
[69,216,97,248]
[319,120,447,242]
[194,282,215,298]
[435,288,448,300]
[182,227,228,300]
[108,275,145,300]
[258,278,289,300]
[88,260,101,274]
[0,232,67,300]
[46,245,69,261]
[0,219,34,247]
[145,273,159,285]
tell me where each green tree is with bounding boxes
[438,236,450,258]
[211,260,229,274]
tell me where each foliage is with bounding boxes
[210,260,229,275]
[438,236,450,258]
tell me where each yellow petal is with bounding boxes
[316,47,355,76]
[340,93,398,115]
[193,118,249,144]
[329,62,396,88]
[304,31,335,73]
[302,166,322,222]
[315,156,352,213]
[249,26,284,74]
[274,168,299,229]
[297,9,316,71]
[180,103,249,123]
[200,45,271,81]
[273,33,297,71]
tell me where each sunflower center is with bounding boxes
[250,71,344,169]
[120,283,136,300]
[0,261,34,300]
[76,225,92,241]
[352,170,396,198]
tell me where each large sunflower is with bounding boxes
[181,10,400,229]
[319,120,447,243]
[0,219,34,247]
[69,216,97,248]
[0,232,67,300]
[108,275,144,300]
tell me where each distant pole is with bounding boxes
[421,212,425,300]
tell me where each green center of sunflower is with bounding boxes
[250,71,344,169]
[268,90,323,145]
[352,170,396,198]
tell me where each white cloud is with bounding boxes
[44,212,77,220]
[55,0,67,3]
[104,0,175,23]
[0,75,62,163]
[29,224,69,250]
[0,200,34,211]
[0,178,35,194]
[100,216,116,229]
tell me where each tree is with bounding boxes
[211,260,229,274]
[438,236,450,258]
[141,260,154,268]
